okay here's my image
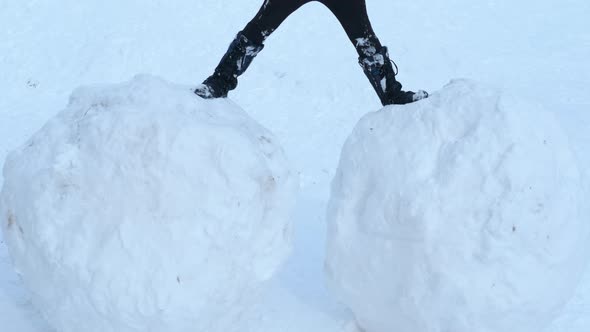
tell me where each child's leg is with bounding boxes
[319,0,428,105]
[242,0,311,44]
[196,0,311,99]
[319,0,382,57]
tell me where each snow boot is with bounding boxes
[359,46,428,105]
[195,32,264,99]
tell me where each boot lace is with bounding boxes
[390,59,399,76]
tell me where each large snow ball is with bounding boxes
[0,75,296,332]
[325,80,589,332]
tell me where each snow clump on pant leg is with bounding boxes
[0,75,296,332]
[325,79,589,332]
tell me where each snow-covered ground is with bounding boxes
[0,0,588,331]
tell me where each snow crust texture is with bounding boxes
[0,75,296,332]
[325,80,589,332]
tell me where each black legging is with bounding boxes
[242,0,383,57]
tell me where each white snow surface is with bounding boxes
[1,0,589,331]
[0,75,296,332]
[326,80,589,332]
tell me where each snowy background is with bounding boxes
[0,0,588,330]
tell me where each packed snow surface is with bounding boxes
[326,80,589,332]
[1,0,590,331]
[0,75,296,332]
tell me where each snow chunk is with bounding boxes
[325,80,589,332]
[0,75,296,332]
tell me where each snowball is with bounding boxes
[0,75,296,332]
[325,80,589,332]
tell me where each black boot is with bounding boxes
[359,46,428,106]
[195,32,264,99]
